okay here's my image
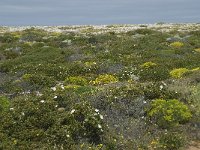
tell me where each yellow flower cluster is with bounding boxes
[170,41,184,48]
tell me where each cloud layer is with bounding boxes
[0,0,199,25]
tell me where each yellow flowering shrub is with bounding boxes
[65,76,88,86]
[148,99,192,128]
[169,68,189,78]
[170,41,184,48]
[140,61,157,69]
[92,74,118,85]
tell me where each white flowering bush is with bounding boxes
[69,102,104,143]
[0,94,105,149]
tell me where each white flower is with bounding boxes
[98,124,102,129]
[61,85,65,90]
[55,105,58,108]
[95,109,99,112]
[161,81,167,86]
[143,101,147,104]
[54,96,58,99]
[51,87,56,91]
[10,108,14,110]
[159,85,164,90]
[21,112,25,116]
[66,134,70,138]
[36,91,43,96]
[40,100,45,103]
[26,90,31,94]
[70,109,75,114]
[99,114,103,119]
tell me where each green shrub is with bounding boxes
[138,67,170,81]
[69,102,104,144]
[148,99,192,128]
[143,83,179,100]
[0,33,18,43]
[3,50,20,59]
[22,73,55,87]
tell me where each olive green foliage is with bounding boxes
[0,26,200,149]
[22,73,56,87]
[148,99,192,128]
[0,96,10,112]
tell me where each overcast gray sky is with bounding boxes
[0,0,199,25]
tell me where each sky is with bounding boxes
[0,0,199,26]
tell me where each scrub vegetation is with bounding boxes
[0,24,200,149]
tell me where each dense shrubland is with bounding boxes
[0,26,200,149]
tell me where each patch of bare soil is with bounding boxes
[187,141,200,150]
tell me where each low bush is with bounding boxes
[148,99,192,128]
[22,73,56,87]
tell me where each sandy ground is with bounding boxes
[187,141,200,150]
[1,23,200,34]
